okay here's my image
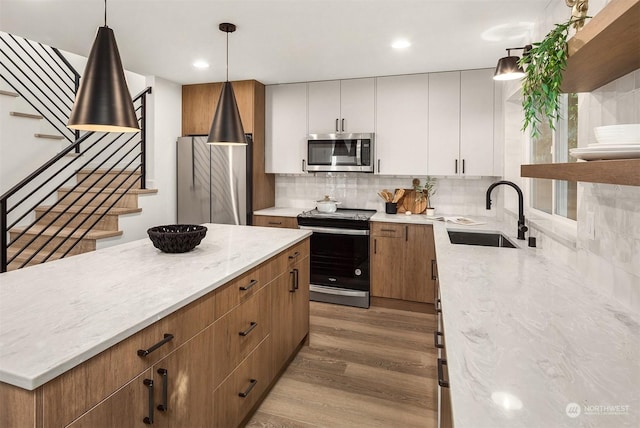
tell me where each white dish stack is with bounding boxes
[570,124,640,161]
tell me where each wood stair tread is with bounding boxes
[76,168,141,176]
[59,186,158,195]
[7,246,69,263]
[10,224,123,239]
[35,205,143,215]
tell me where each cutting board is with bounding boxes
[396,189,427,214]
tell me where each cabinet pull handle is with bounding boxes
[341,118,345,132]
[302,159,306,172]
[335,118,339,132]
[455,159,458,174]
[143,379,154,424]
[374,238,377,254]
[157,368,168,412]
[240,279,258,291]
[437,359,449,388]
[138,333,174,357]
[380,228,395,232]
[294,268,299,290]
[289,270,296,292]
[268,221,282,225]
[288,251,300,260]
[431,259,437,281]
[435,298,442,314]
[239,379,258,398]
[433,331,444,349]
[239,321,258,336]
[462,159,466,174]
[405,225,408,241]
[377,159,381,173]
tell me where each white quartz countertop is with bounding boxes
[0,224,311,390]
[253,207,304,218]
[429,218,640,427]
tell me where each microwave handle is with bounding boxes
[302,159,306,172]
[356,140,362,166]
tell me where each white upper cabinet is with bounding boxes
[460,69,495,176]
[376,74,429,176]
[265,83,308,174]
[428,71,460,175]
[427,68,497,176]
[308,78,375,134]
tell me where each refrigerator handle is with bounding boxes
[191,138,195,187]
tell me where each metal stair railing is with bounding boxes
[1,86,153,272]
[0,31,80,143]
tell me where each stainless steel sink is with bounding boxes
[447,230,517,248]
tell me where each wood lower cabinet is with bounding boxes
[0,238,311,428]
[253,215,298,229]
[370,222,436,304]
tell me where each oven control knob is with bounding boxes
[355,269,362,276]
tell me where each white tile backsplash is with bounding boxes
[275,174,499,216]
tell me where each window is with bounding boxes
[529,93,578,221]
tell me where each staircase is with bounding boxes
[1,31,155,272]
[6,169,157,271]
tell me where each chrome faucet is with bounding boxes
[486,180,528,240]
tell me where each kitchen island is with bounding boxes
[0,223,311,427]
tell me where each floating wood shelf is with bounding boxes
[521,159,640,186]
[561,0,640,93]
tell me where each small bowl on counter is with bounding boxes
[147,224,207,253]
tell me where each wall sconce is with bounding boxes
[493,45,532,81]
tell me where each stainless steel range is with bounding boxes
[297,208,376,308]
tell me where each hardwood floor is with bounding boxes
[247,302,438,428]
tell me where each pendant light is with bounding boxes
[68,0,139,133]
[207,23,247,146]
[493,45,532,81]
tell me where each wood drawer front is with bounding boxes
[213,285,270,387]
[371,222,405,238]
[253,215,298,229]
[214,336,272,428]
[41,292,216,428]
[215,261,273,318]
[284,239,310,269]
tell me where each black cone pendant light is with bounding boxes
[68,0,139,133]
[493,45,532,81]
[207,23,247,145]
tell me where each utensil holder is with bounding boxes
[385,202,397,214]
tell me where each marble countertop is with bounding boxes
[430,218,640,427]
[0,224,311,390]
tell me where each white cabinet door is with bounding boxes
[376,74,429,176]
[428,72,460,176]
[339,78,375,133]
[308,80,340,134]
[460,69,495,176]
[265,83,308,174]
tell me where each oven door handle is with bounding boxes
[298,225,369,236]
[310,284,368,297]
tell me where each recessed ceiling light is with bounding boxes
[193,60,210,69]
[392,39,411,49]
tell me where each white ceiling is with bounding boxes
[0,0,551,85]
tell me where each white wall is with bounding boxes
[97,76,181,249]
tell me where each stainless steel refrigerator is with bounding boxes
[177,135,252,225]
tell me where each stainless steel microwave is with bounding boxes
[306,133,374,173]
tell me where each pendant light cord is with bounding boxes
[104,0,107,27]
[226,30,229,82]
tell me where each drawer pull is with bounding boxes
[437,358,449,388]
[268,221,282,225]
[157,368,168,412]
[433,331,444,349]
[238,379,258,398]
[137,333,174,357]
[288,251,300,260]
[431,259,437,281]
[239,279,258,291]
[143,378,154,424]
[380,228,396,232]
[239,321,258,337]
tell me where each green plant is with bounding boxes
[519,16,588,138]
[412,177,437,207]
